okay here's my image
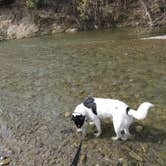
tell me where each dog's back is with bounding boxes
[93,98,129,119]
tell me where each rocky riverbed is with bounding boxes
[0,29,165,165]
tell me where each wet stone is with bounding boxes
[64,112,71,118]
[135,125,143,132]
[129,151,143,161]
[80,154,87,163]
[60,129,73,135]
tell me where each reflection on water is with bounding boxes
[0,29,165,165]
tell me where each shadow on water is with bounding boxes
[86,121,166,143]
[130,122,166,143]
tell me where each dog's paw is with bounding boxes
[121,136,128,141]
[111,136,119,140]
[94,132,101,137]
[89,122,95,125]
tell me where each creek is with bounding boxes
[0,28,165,165]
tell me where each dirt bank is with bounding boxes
[0,0,165,40]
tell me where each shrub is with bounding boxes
[26,0,38,8]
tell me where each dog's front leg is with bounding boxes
[94,118,102,137]
[82,120,88,137]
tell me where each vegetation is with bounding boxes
[23,0,166,30]
[0,0,165,40]
[26,0,38,8]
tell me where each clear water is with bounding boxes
[0,28,165,165]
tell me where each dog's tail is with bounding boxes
[128,102,154,120]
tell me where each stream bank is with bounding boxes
[0,0,166,40]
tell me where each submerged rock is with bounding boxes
[64,112,71,118]
[80,154,87,163]
[135,125,143,133]
[129,151,143,161]
[0,156,11,165]
[117,158,128,166]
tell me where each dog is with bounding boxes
[71,97,154,140]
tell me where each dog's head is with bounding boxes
[71,114,85,129]
[71,104,86,132]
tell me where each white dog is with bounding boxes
[71,97,154,140]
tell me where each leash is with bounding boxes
[70,133,85,166]
[70,140,83,166]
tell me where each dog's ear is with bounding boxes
[91,103,97,115]
[83,97,97,115]
[83,97,94,108]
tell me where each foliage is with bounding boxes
[26,0,39,8]
[25,0,68,8]
[22,0,165,29]
[77,0,89,19]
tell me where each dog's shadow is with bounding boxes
[87,122,166,143]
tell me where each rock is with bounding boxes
[65,28,78,33]
[52,25,64,34]
[135,125,143,133]
[80,154,87,163]
[64,112,71,118]
[0,36,4,41]
[60,129,73,135]
[129,151,143,161]
[0,156,11,165]
[0,108,3,115]
[117,158,128,166]
[141,144,148,153]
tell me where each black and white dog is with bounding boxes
[71,97,154,140]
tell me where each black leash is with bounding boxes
[70,140,83,166]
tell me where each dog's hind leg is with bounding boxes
[94,118,102,137]
[124,127,130,136]
[112,118,122,140]
[121,127,130,140]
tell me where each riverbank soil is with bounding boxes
[0,0,166,40]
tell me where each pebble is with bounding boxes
[117,158,128,166]
[65,28,78,33]
[129,151,143,161]
[80,154,87,163]
[136,125,143,132]
[0,156,11,165]
[64,112,71,118]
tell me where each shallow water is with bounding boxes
[0,29,165,165]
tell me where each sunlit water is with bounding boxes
[0,29,165,165]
